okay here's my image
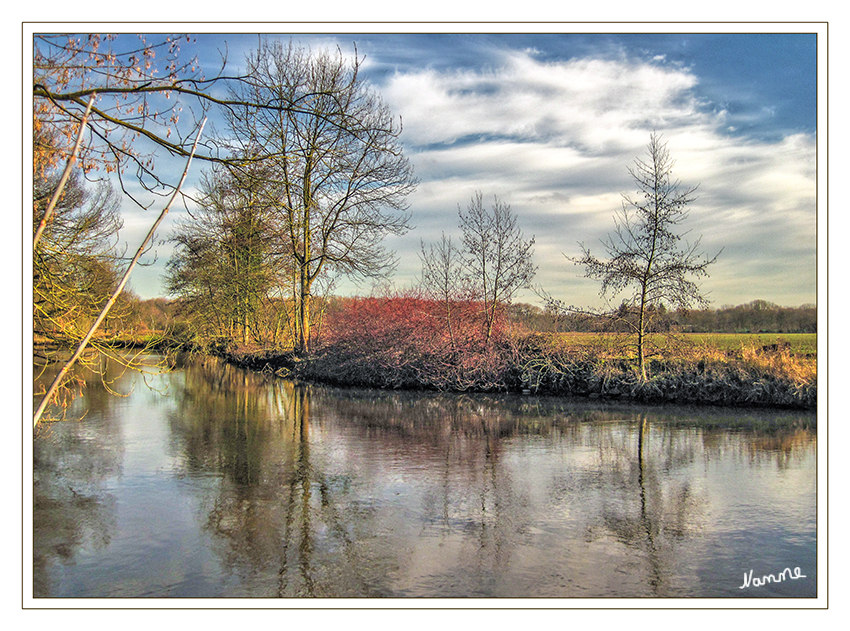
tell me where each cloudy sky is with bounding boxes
[109,29,820,309]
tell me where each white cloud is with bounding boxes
[384,52,703,150]
[116,39,816,308]
[379,48,816,307]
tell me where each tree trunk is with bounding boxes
[298,164,312,355]
[444,299,456,354]
[298,279,310,354]
[485,306,495,344]
[637,296,647,382]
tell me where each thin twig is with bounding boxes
[33,118,207,428]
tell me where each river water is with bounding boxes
[32,354,817,599]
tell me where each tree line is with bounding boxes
[33,33,809,419]
[508,300,816,334]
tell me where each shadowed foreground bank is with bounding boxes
[217,332,816,410]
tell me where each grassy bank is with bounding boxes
[37,326,816,409]
[516,337,816,408]
[217,332,816,410]
[550,332,817,356]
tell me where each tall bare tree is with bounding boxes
[459,192,536,343]
[220,40,417,353]
[574,133,719,381]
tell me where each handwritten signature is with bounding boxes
[739,566,807,589]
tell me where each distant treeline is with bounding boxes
[673,300,816,334]
[512,299,817,334]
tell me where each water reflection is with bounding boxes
[33,355,817,598]
[32,357,128,597]
[164,361,403,596]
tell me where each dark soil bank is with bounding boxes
[215,344,816,410]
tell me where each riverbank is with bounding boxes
[215,333,817,410]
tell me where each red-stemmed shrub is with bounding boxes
[311,288,517,391]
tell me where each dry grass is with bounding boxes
[552,332,817,357]
[515,332,817,408]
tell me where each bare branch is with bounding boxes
[34,119,207,427]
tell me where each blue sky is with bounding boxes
[67,29,821,308]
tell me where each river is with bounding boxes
[32,354,817,599]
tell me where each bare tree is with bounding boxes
[31,34,296,417]
[419,233,469,353]
[166,160,283,346]
[220,40,417,353]
[574,133,719,381]
[459,192,536,343]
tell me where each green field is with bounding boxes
[552,332,817,357]
[686,333,817,355]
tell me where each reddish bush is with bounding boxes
[314,290,518,391]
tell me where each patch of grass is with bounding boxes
[687,333,817,355]
[552,332,817,357]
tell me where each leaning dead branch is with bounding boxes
[33,119,207,428]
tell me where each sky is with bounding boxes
[47,28,823,309]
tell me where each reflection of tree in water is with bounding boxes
[33,357,126,597]
[576,416,703,596]
[164,357,816,597]
[578,409,814,597]
[338,393,814,597]
[317,392,530,593]
[166,358,404,596]
[165,362,551,596]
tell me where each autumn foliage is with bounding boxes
[301,291,519,391]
